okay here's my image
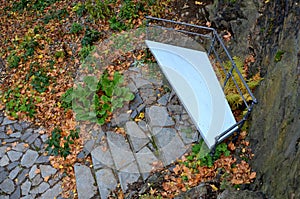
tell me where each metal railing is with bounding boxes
[146,16,257,150]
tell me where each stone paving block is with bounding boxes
[178,126,199,144]
[29,165,37,180]
[133,77,151,89]
[12,143,26,152]
[10,186,20,199]
[32,174,43,186]
[40,165,57,178]
[25,134,39,145]
[40,183,62,199]
[0,171,9,183]
[91,144,114,170]
[107,131,135,170]
[21,149,38,168]
[126,121,150,152]
[74,163,97,199]
[7,150,22,162]
[157,93,170,106]
[95,169,117,199]
[136,147,160,180]
[118,161,141,191]
[153,128,187,165]
[21,180,31,196]
[0,178,15,194]
[0,155,9,167]
[7,162,19,171]
[0,146,6,157]
[30,182,50,194]
[16,168,29,185]
[10,132,21,138]
[146,106,175,128]
[9,166,21,179]
[2,117,17,125]
[0,195,9,199]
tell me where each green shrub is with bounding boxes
[70,22,83,34]
[81,28,101,47]
[84,0,111,20]
[7,53,20,68]
[79,45,95,60]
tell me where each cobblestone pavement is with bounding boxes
[0,66,200,199]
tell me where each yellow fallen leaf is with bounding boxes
[38,54,43,59]
[59,165,64,169]
[210,184,218,191]
[44,176,50,182]
[195,1,203,5]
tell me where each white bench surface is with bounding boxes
[145,40,237,149]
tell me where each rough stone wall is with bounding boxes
[248,1,300,199]
[208,1,299,198]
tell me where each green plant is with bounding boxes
[46,128,80,159]
[31,70,50,93]
[84,0,112,20]
[81,28,101,47]
[7,53,20,68]
[21,35,39,59]
[70,22,83,34]
[185,140,231,167]
[42,8,69,24]
[4,88,36,118]
[274,50,284,62]
[220,57,262,111]
[79,45,95,60]
[109,16,127,31]
[12,0,60,12]
[95,70,135,125]
[72,2,86,17]
[60,71,134,125]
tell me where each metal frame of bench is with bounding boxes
[145,16,257,151]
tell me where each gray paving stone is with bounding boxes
[40,183,62,199]
[30,182,49,194]
[20,121,31,129]
[0,155,10,167]
[16,168,29,185]
[153,128,187,166]
[40,165,57,178]
[32,174,43,186]
[157,93,170,106]
[140,87,157,104]
[40,134,48,143]
[0,195,9,199]
[21,180,31,196]
[21,149,38,168]
[0,131,8,139]
[133,77,151,89]
[29,165,37,180]
[91,146,114,170]
[178,126,199,144]
[111,113,130,127]
[10,186,20,199]
[146,106,175,128]
[107,131,135,170]
[9,166,21,179]
[7,162,19,171]
[7,150,22,162]
[0,178,15,194]
[35,155,49,164]
[0,171,9,183]
[13,123,23,132]
[2,117,17,125]
[83,139,95,156]
[33,138,42,149]
[136,147,160,180]
[95,169,117,199]
[20,129,32,141]
[3,138,18,143]
[74,163,97,199]
[129,93,143,111]
[126,121,150,152]
[0,146,7,158]
[20,194,36,199]
[167,104,183,115]
[12,143,26,152]
[118,162,141,191]
[25,134,39,144]
[138,120,149,134]
[10,132,22,138]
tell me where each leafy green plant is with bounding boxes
[42,8,69,24]
[70,22,83,34]
[31,70,50,93]
[79,45,95,60]
[46,128,80,159]
[81,28,101,47]
[60,71,134,125]
[109,16,127,31]
[21,35,39,59]
[4,88,36,118]
[7,53,20,68]
[72,2,86,17]
[84,0,112,20]
[95,70,135,125]
[184,140,231,168]
[12,0,60,12]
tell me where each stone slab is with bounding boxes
[118,161,141,191]
[95,169,117,199]
[136,147,160,180]
[146,106,175,128]
[74,163,97,199]
[125,121,150,152]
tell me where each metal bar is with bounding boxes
[146,16,215,32]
